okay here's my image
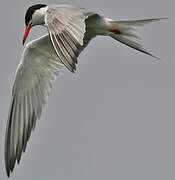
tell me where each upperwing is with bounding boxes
[45,5,88,72]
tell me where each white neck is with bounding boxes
[32,6,47,26]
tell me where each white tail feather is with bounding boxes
[111,34,159,59]
[109,18,168,58]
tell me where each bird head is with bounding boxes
[23,4,47,44]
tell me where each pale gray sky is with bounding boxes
[0,0,174,180]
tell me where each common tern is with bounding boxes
[5,3,165,177]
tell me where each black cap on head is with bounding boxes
[25,4,47,27]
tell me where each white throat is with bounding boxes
[32,6,47,26]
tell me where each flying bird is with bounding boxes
[5,3,165,177]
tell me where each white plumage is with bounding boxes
[5,4,165,177]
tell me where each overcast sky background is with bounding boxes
[0,0,174,179]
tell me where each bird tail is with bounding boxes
[108,18,167,58]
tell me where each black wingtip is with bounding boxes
[6,168,10,178]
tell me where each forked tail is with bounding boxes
[108,18,167,58]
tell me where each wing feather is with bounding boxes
[45,5,88,72]
[5,34,64,177]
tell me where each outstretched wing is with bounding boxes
[45,5,88,72]
[5,34,64,177]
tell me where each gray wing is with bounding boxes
[5,34,64,177]
[45,5,89,72]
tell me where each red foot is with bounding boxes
[109,29,120,34]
